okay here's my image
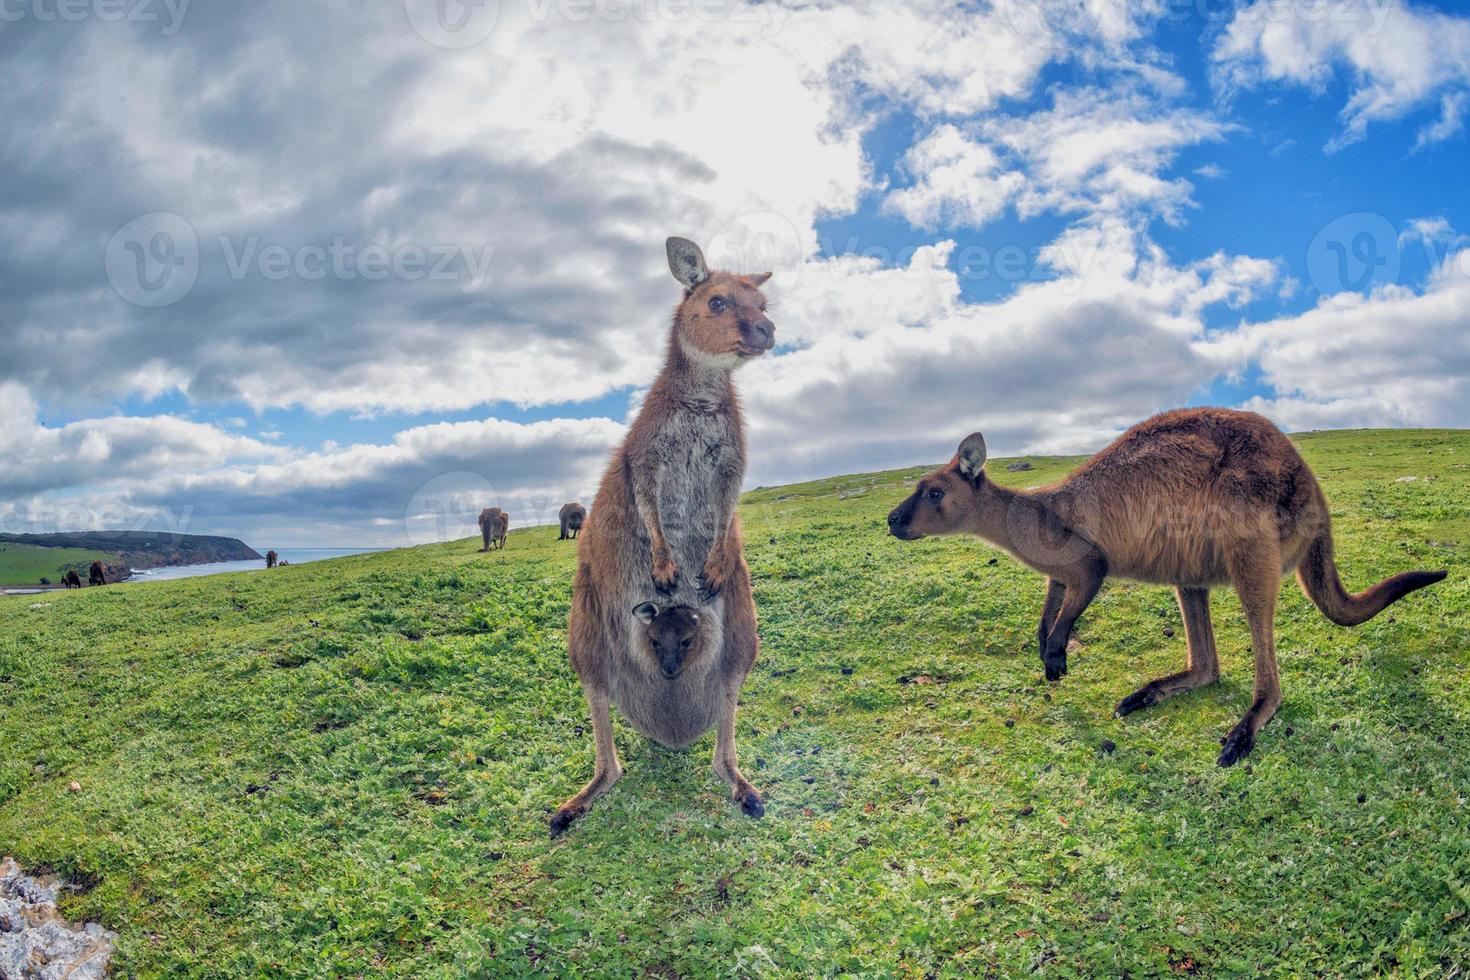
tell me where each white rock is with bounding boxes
[0,857,116,980]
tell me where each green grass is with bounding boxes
[0,542,111,585]
[1,428,1467,976]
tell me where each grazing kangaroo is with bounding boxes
[88,560,106,586]
[478,507,508,551]
[63,569,82,589]
[558,502,586,541]
[887,408,1446,766]
[265,550,278,569]
[552,236,775,837]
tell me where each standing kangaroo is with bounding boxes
[478,507,508,551]
[887,408,1446,766]
[552,237,775,837]
[265,550,278,569]
[558,502,586,540]
[88,560,106,586]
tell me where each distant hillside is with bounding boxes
[0,542,114,585]
[0,531,261,571]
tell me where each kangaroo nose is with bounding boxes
[887,510,901,528]
[745,318,774,350]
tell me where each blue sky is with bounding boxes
[2,0,1468,545]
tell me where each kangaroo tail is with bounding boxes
[1296,532,1446,627]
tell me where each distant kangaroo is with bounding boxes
[887,408,1446,766]
[558,502,586,541]
[265,550,278,569]
[552,237,775,837]
[63,569,82,589]
[88,560,106,586]
[478,507,508,551]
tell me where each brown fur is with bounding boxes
[888,407,1446,766]
[63,569,82,589]
[88,560,106,587]
[558,502,586,541]
[478,507,508,551]
[551,237,774,837]
[265,550,278,569]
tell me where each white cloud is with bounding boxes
[0,382,285,500]
[742,219,1282,483]
[6,0,1137,419]
[1413,91,1468,150]
[1213,240,1470,430]
[883,126,1024,230]
[991,89,1232,223]
[884,89,1231,231]
[121,415,626,545]
[1214,0,1470,151]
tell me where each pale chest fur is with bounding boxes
[651,407,739,548]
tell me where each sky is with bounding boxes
[1,0,1468,547]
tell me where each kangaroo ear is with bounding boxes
[956,431,988,481]
[632,601,659,625]
[746,271,772,287]
[666,237,709,290]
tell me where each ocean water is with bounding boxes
[123,547,389,583]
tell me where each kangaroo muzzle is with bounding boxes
[739,316,775,353]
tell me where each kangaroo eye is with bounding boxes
[708,296,727,313]
[925,487,944,503]
[680,638,692,650]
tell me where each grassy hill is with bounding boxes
[0,541,112,585]
[0,429,1466,975]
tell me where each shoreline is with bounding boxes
[3,548,390,594]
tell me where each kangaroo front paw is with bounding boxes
[1042,652,1067,682]
[1217,721,1256,768]
[651,554,678,593]
[698,554,730,601]
[549,805,584,838]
